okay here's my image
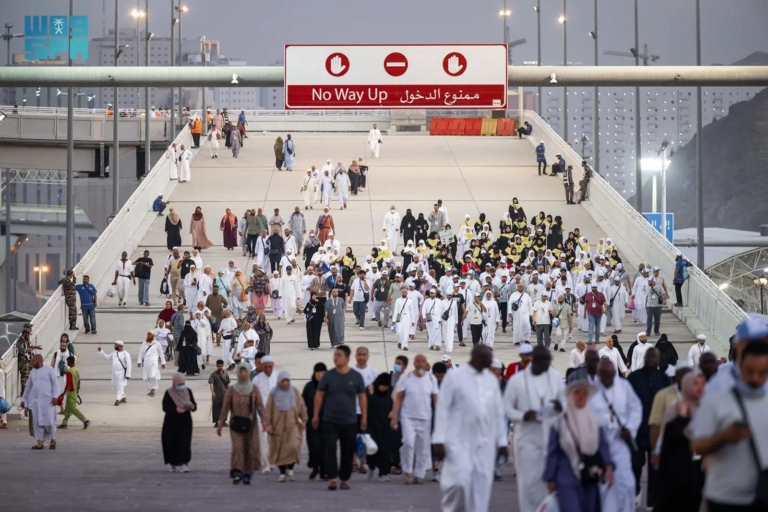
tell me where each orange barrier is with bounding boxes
[497,118,517,136]
[464,118,482,136]
[430,118,443,135]
[481,119,498,136]
[445,118,466,135]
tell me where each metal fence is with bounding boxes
[524,110,746,352]
[0,125,194,406]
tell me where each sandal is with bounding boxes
[358,466,367,474]
[339,481,350,490]
[352,463,359,472]
[31,444,45,450]
[49,441,56,450]
[328,480,337,491]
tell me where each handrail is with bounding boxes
[524,110,745,351]
[1,125,194,406]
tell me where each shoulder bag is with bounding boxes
[441,299,454,321]
[426,300,437,322]
[732,388,768,505]
[396,297,409,323]
[562,414,605,484]
[230,393,254,434]
[609,286,621,308]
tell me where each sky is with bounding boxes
[3,0,768,68]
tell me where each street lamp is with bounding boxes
[131,7,146,110]
[499,7,511,65]
[533,3,541,114]
[558,9,567,142]
[175,4,189,124]
[657,139,672,235]
[33,265,49,308]
[753,276,767,315]
[590,0,598,175]
[2,23,25,105]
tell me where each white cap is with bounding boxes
[115,340,124,346]
[261,355,274,363]
[441,354,452,361]
[491,359,503,369]
[532,270,539,275]
[697,334,707,341]
[653,266,660,271]
[519,343,533,355]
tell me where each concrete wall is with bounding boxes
[0,145,96,172]
[0,114,170,143]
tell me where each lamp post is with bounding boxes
[695,0,704,269]
[66,0,75,270]
[113,0,120,216]
[175,5,188,127]
[499,6,511,63]
[144,0,150,176]
[170,1,177,139]
[590,0,598,174]
[533,3,541,114]
[658,139,671,235]
[4,167,10,312]
[558,10,567,143]
[2,23,25,105]
[633,0,641,213]
[33,265,48,309]
[754,276,767,315]
[130,7,145,110]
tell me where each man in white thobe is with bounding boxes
[137,331,166,396]
[283,230,298,257]
[630,332,651,371]
[570,340,586,368]
[598,336,628,376]
[184,266,199,315]
[168,143,179,179]
[687,333,712,367]
[178,144,191,182]
[509,283,533,345]
[422,289,444,350]
[383,206,401,253]
[481,291,500,348]
[590,359,642,512]
[279,266,301,324]
[433,346,508,512]
[236,324,259,359]
[608,276,629,332]
[393,288,418,350]
[335,169,351,209]
[631,268,650,323]
[503,346,565,512]
[113,252,135,308]
[252,356,277,471]
[98,341,131,405]
[302,169,317,209]
[21,355,59,448]
[320,170,334,207]
[368,123,382,158]
[441,291,459,354]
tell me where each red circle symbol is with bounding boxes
[383,52,409,77]
[325,53,350,77]
[443,52,467,77]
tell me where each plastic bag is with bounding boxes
[355,434,367,460]
[107,284,117,298]
[628,298,635,311]
[361,432,378,455]
[0,397,10,415]
[536,493,560,512]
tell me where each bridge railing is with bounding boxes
[0,125,193,406]
[524,110,745,351]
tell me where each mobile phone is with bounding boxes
[734,421,749,429]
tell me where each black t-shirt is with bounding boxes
[180,258,195,278]
[318,368,365,425]
[134,257,153,279]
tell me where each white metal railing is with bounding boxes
[0,125,194,406]
[524,110,746,351]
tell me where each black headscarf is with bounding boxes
[611,334,628,366]
[311,362,328,383]
[180,323,198,346]
[655,333,679,373]
[373,372,392,396]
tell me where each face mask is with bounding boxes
[175,385,186,392]
[393,364,403,374]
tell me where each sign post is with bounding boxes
[285,44,508,110]
[643,213,674,243]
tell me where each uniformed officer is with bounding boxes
[58,269,78,330]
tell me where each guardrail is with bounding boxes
[524,110,745,351]
[0,125,193,406]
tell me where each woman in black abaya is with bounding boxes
[176,321,200,376]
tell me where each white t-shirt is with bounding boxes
[396,371,439,421]
[352,279,368,302]
[153,327,170,347]
[352,365,379,414]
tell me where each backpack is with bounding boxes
[57,356,68,377]
[682,265,690,281]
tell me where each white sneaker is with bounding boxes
[359,326,364,330]
[169,465,177,473]
[287,469,295,482]
[261,467,272,474]
[278,474,287,482]
[179,464,190,473]
[379,475,390,482]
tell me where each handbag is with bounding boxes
[160,277,170,295]
[271,290,280,299]
[732,388,768,506]
[230,394,254,434]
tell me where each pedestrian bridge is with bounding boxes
[2,112,745,426]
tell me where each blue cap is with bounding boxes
[735,315,768,342]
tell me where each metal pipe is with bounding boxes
[695,0,705,269]
[66,0,75,270]
[112,0,120,216]
[562,0,567,143]
[661,150,667,235]
[634,0,641,213]
[674,239,768,248]
[4,167,11,312]
[144,0,149,176]
[169,0,175,139]
[178,6,182,129]
[593,0,599,174]
[536,0,541,114]
[201,37,207,137]
[4,66,768,88]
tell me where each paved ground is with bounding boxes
[0,423,518,511]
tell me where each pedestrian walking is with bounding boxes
[57,356,90,430]
[162,373,197,473]
[302,363,327,480]
[75,275,98,334]
[265,371,308,482]
[98,341,131,406]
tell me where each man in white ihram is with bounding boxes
[137,331,166,397]
[503,346,565,512]
[422,289,444,351]
[368,123,382,159]
[279,266,301,324]
[393,288,418,351]
[252,355,277,472]
[433,345,508,512]
[98,340,132,406]
[383,205,401,253]
[589,359,642,512]
[391,353,439,484]
[509,282,533,345]
[21,355,59,449]
[687,333,712,367]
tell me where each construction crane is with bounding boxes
[506,30,527,65]
[603,43,660,66]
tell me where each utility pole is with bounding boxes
[593,0,599,174]
[634,0,641,213]
[201,36,207,137]
[112,0,120,216]
[144,0,150,175]
[4,167,11,313]
[169,0,175,139]
[695,0,704,268]
[535,1,541,114]
[3,24,25,107]
[561,0,567,143]
[66,0,75,270]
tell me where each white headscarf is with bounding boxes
[560,381,600,477]
[402,240,416,255]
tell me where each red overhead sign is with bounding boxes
[284,44,508,110]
